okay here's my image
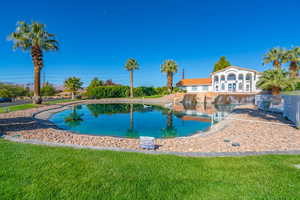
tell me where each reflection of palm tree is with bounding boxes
[161,110,178,138]
[64,106,84,127]
[126,104,139,138]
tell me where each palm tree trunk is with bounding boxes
[130,71,133,98]
[289,61,298,78]
[167,72,173,93]
[167,110,173,129]
[272,87,280,95]
[273,60,281,70]
[31,46,43,104]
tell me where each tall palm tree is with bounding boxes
[161,60,178,93]
[263,47,286,69]
[125,58,139,98]
[283,47,300,78]
[8,21,59,104]
[256,69,297,95]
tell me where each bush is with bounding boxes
[0,89,12,98]
[41,83,56,96]
[133,87,157,97]
[87,86,130,99]
[0,83,29,97]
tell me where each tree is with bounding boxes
[263,47,286,69]
[256,69,297,95]
[213,56,231,72]
[283,47,300,78]
[64,77,83,100]
[125,58,139,98]
[41,82,56,96]
[8,21,59,104]
[0,89,12,98]
[161,60,178,93]
[88,78,103,88]
[64,105,84,127]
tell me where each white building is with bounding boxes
[177,66,261,93]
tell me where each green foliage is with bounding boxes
[41,83,56,96]
[256,69,297,92]
[87,86,130,99]
[64,77,83,93]
[161,60,178,73]
[263,47,286,69]
[86,85,178,99]
[0,83,30,97]
[125,58,139,71]
[213,56,231,72]
[86,104,145,116]
[8,21,59,52]
[87,78,103,89]
[0,89,12,98]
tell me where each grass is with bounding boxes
[0,139,300,200]
[43,99,76,105]
[0,104,40,113]
[139,95,164,98]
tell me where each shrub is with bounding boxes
[0,89,12,98]
[0,83,29,97]
[41,83,56,96]
[133,87,157,97]
[87,86,130,99]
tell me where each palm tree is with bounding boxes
[263,47,286,69]
[64,106,84,127]
[161,60,178,93]
[125,59,139,98]
[64,77,83,100]
[256,69,297,95]
[161,110,177,138]
[283,47,300,78]
[8,21,59,104]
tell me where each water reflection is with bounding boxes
[64,105,84,128]
[161,110,178,138]
[53,103,233,138]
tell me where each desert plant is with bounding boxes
[8,21,59,104]
[125,58,139,98]
[161,60,178,93]
[256,69,297,95]
[263,47,286,69]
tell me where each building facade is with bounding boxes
[177,66,261,93]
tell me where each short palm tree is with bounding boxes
[283,47,300,78]
[256,69,297,95]
[263,47,286,69]
[125,58,139,98]
[161,60,178,93]
[8,21,59,104]
[64,77,83,100]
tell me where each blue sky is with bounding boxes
[1,0,300,87]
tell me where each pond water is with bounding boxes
[49,103,232,138]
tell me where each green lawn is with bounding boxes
[43,99,76,105]
[0,139,300,200]
[0,104,40,113]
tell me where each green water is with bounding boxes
[50,104,218,138]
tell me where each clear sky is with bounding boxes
[1,0,300,87]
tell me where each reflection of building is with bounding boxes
[177,66,262,93]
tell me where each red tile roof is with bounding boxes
[177,78,212,86]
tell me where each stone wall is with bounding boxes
[282,95,300,128]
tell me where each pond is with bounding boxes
[49,103,232,138]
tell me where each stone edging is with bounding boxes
[4,135,300,157]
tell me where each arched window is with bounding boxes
[214,76,219,82]
[238,74,244,80]
[221,75,225,81]
[246,73,252,81]
[227,73,236,81]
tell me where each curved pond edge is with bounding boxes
[32,99,229,139]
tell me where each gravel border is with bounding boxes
[4,135,300,157]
